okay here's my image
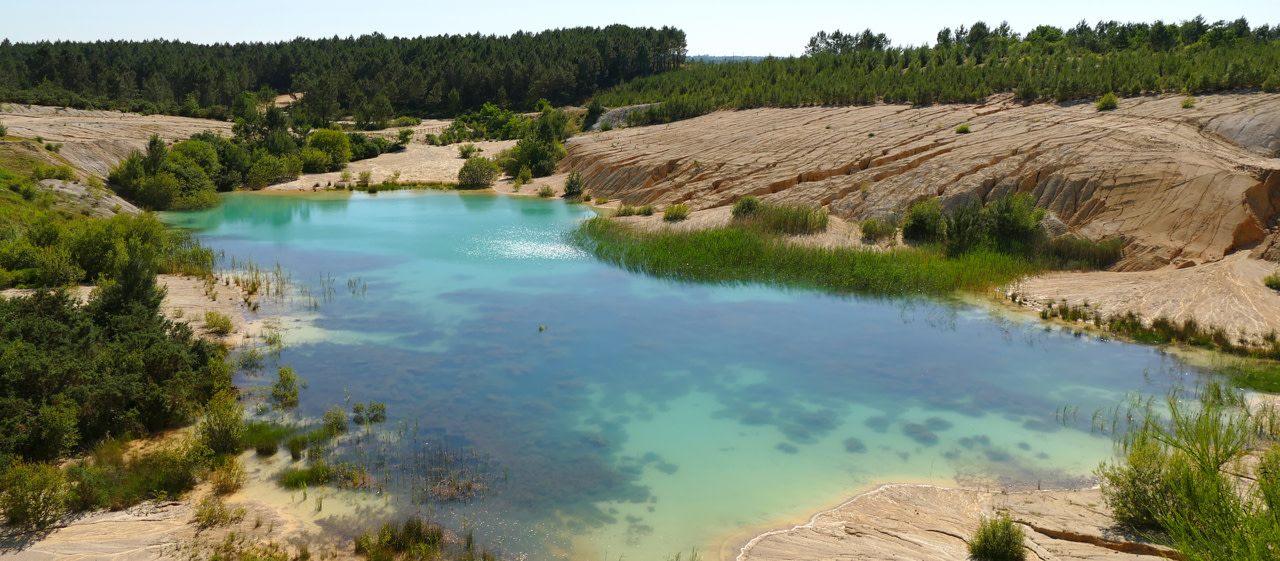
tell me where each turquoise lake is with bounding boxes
[165,190,1195,561]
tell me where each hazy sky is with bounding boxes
[5,0,1278,56]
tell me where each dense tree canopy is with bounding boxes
[0,26,687,121]
[599,17,1280,126]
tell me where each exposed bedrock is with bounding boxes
[562,93,1280,271]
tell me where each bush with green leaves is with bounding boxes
[901,198,946,242]
[197,390,245,455]
[203,310,233,335]
[458,143,481,159]
[457,157,499,187]
[968,513,1025,561]
[1266,272,1280,292]
[1096,92,1119,111]
[0,461,70,529]
[269,366,304,411]
[0,122,7,137]
[563,171,585,198]
[731,196,761,218]
[955,124,971,134]
[664,203,691,222]
[537,185,554,198]
[860,218,896,241]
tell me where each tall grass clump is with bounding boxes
[1097,383,1280,560]
[569,218,1037,296]
[734,203,828,235]
[968,513,1025,561]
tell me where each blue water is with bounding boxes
[165,191,1193,561]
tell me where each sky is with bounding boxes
[4,0,1278,56]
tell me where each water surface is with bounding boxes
[166,191,1191,561]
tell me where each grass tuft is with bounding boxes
[663,203,691,222]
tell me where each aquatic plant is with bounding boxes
[569,217,1038,295]
[732,202,828,235]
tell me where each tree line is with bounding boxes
[598,16,1280,126]
[0,26,687,123]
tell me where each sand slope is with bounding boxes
[562,93,1280,272]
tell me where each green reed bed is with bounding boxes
[569,217,1040,296]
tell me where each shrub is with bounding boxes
[457,157,499,187]
[731,196,761,218]
[357,171,372,188]
[198,390,244,455]
[269,366,303,411]
[599,121,613,132]
[638,205,656,216]
[944,201,992,256]
[616,205,637,217]
[1181,96,1196,109]
[860,218,896,241]
[664,203,691,222]
[0,461,70,529]
[901,198,946,242]
[1266,272,1280,292]
[0,122,7,137]
[955,124,971,134]
[517,166,533,185]
[595,196,609,204]
[299,148,331,174]
[204,310,233,335]
[392,116,421,127]
[564,171,584,198]
[321,405,349,437]
[968,513,1025,561]
[537,185,554,198]
[1096,92,1119,111]
[458,143,481,159]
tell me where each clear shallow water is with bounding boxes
[166,191,1195,561]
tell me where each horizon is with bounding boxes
[3,0,1278,57]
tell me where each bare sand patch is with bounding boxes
[264,139,516,192]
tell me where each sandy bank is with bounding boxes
[736,483,1171,561]
[264,139,516,191]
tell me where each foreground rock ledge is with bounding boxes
[737,484,1175,561]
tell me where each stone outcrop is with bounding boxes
[562,93,1280,271]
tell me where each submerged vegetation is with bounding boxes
[598,17,1280,125]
